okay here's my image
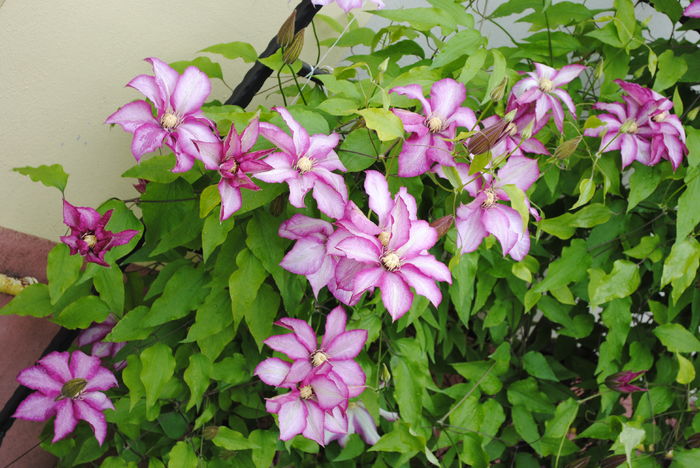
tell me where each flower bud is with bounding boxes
[687,433,700,448]
[520,119,535,141]
[600,455,627,468]
[490,77,508,102]
[430,215,454,238]
[465,119,507,155]
[554,136,582,159]
[565,456,591,468]
[202,426,220,440]
[277,10,297,48]
[605,370,647,393]
[283,29,305,65]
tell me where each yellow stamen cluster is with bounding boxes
[426,116,445,134]
[377,231,391,247]
[296,156,313,174]
[620,119,639,134]
[539,77,554,93]
[160,112,179,129]
[381,252,401,271]
[81,233,98,248]
[311,351,329,367]
[653,112,668,123]
[299,385,313,400]
[481,188,497,208]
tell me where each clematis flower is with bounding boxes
[278,214,337,297]
[13,351,118,445]
[684,0,700,17]
[511,63,585,132]
[311,0,384,13]
[196,118,274,220]
[332,171,452,320]
[443,156,540,260]
[60,201,138,267]
[605,370,647,393]
[584,80,687,169]
[256,361,349,445]
[257,107,348,219]
[479,114,548,159]
[105,57,221,172]
[325,402,399,446]
[76,316,126,371]
[264,306,367,397]
[390,78,478,176]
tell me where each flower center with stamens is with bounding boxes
[81,233,97,248]
[481,188,497,208]
[228,161,239,174]
[295,156,313,174]
[620,119,639,134]
[377,231,391,247]
[539,77,554,93]
[381,252,401,271]
[310,350,328,367]
[56,378,87,401]
[653,112,668,123]
[299,385,313,400]
[160,112,179,130]
[426,116,445,134]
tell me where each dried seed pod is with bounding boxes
[283,29,305,65]
[599,454,627,468]
[277,10,297,48]
[565,456,591,468]
[687,432,700,448]
[554,136,583,159]
[465,119,508,155]
[430,215,454,238]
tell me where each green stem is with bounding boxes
[277,69,288,106]
[288,64,307,105]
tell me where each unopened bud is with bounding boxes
[520,119,535,141]
[465,119,507,155]
[277,10,297,48]
[503,109,517,122]
[687,433,700,448]
[565,456,591,468]
[283,30,305,65]
[490,77,508,102]
[600,455,627,468]
[378,57,389,74]
[202,426,220,440]
[430,215,454,238]
[554,137,582,159]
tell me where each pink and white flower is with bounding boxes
[511,63,585,132]
[13,351,118,445]
[105,57,221,172]
[443,156,540,260]
[76,316,126,371]
[390,78,478,176]
[684,0,700,17]
[257,107,348,219]
[311,0,384,13]
[60,201,138,267]
[325,402,398,446]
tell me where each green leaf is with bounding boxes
[501,184,529,229]
[676,353,696,385]
[245,283,280,350]
[338,128,381,172]
[121,354,144,410]
[539,204,612,239]
[628,164,662,211]
[492,0,540,18]
[210,354,249,386]
[618,423,645,467]
[370,8,457,33]
[522,351,558,381]
[249,430,278,468]
[201,41,258,62]
[460,433,488,467]
[507,378,554,414]
[458,49,488,85]
[357,108,404,141]
[431,29,485,68]
[654,50,688,91]
[0,283,53,318]
[105,306,152,342]
[543,398,578,439]
[588,260,640,307]
[571,178,596,210]
[484,49,507,104]
[229,249,268,328]
[317,98,359,116]
[613,0,636,45]
[13,164,68,192]
[199,185,220,218]
[535,239,590,293]
[56,296,110,329]
[652,0,683,22]
[212,427,260,450]
[167,441,198,468]
[170,56,223,80]
[140,343,176,411]
[586,23,623,48]
[677,167,700,241]
[94,264,124,313]
[661,238,700,303]
[184,353,212,411]
[122,154,179,183]
[202,211,235,262]
[449,253,478,326]
[47,243,84,304]
[624,235,660,259]
[654,323,700,353]
[369,422,424,454]
[143,265,209,327]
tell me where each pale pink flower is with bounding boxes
[684,0,700,17]
[105,57,221,172]
[511,63,585,132]
[311,0,384,12]
[391,78,478,176]
[325,402,399,446]
[257,107,348,219]
[13,351,117,445]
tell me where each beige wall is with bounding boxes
[0,0,349,240]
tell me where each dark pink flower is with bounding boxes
[105,57,221,172]
[311,0,384,12]
[263,307,367,397]
[332,171,452,320]
[196,117,274,220]
[441,156,540,260]
[511,63,585,132]
[76,315,126,371]
[605,370,647,393]
[60,201,138,267]
[391,78,478,176]
[257,107,348,219]
[13,351,118,445]
[685,0,700,17]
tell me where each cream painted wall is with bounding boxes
[0,0,349,240]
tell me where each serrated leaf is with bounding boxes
[13,164,68,192]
